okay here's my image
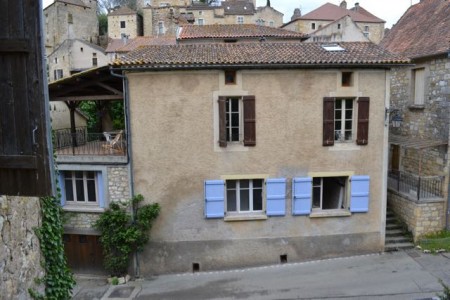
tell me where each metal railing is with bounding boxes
[53,130,126,156]
[388,170,444,201]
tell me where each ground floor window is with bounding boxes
[63,171,98,204]
[226,179,263,212]
[312,176,347,210]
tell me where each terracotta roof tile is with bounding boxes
[380,0,450,59]
[113,42,408,68]
[299,2,384,23]
[106,36,176,53]
[178,24,307,40]
[57,0,90,8]
[222,1,255,15]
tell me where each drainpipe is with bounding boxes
[110,68,140,277]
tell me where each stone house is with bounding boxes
[380,0,450,240]
[108,41,408,274]
[107,6,143,39]
[44,0,99,56]
[282,1,385,44]
[48,39,108,82]
[305,15,369,43]
[142,0,283,37]
[105,36,176,62]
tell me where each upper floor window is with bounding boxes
[224,70,236,84]
[120,21,126,28]
[92,53,98,67]
[54,69,63,80]
[323,97,370,146]
[237,16,244,24]
[198,18,204,25]
[226,179,263,213]
[269,21,274,27]
[364,25,369,32]
[218,95,256,147]
[158,21,164,35]
[341,72,353,87]
[311,23,316,30]
[63,171,98,204]
[337,23,341,29]
[68,13,73,24]
[412,68,425,105]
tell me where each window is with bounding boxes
[158,21,164,35]
[313,177,347,210]
[311,23,316,30]
[92,53,97,67]
[269,21,274,27]
[341,72,353,86]
[323,97,370,146]
[363,32,369,38]
[198,18,204,25]
[80,47,84,52]
[412,68,425,105]
[54,69,63,80]
[364,25,369,32]
[256,18,265,26]
[237,16,244,24]
[218,96,256,147]
[224,70,236,84]
[54,57,58,63]
[204,178,287,218]
[68,13,73,24]
[337,23,341,29]
[63,171,98,204]
[199,10,203,15]
[120,21,126,28]
[226,179,263,212]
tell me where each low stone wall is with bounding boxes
[0,196,44,299]
[388,190,445,241]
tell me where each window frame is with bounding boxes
[120,21,126,28]
[334,98,355,143]
[311,23,316,30]
[225,179,264,214]
[312,176,348,211]
[412,67,426,106]
[63,170,99,205]
[158,21,164,35]
[237,16,244,24]
[198,18,204,25]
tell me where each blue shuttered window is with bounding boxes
[292,177,312,215]
[350,175,370,213]
[204,180,225,218]
[266,178,286,216]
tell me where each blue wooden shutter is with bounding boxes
[292,177,312,215]
[350,175,370,212]
[97,172,105,208]
[204,180,225,218]
[266,178,286,216]
[58,172,66,206]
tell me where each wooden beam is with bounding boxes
[0,155,37,169]
[0,39,30,53]
[51,95,124,101]
[96,82,123,95]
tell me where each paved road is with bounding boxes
[74,250,450,300]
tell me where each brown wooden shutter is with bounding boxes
[218,97,227,147]
[356,97,370,145]
[243,95,256,146]
[0,0,52,196]
[323,97,335,146]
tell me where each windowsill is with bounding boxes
[62,205,105,213]
[328,143,361,151]
[310,209,351,218]
[224,212,267,222]
[408,105,425,111]
[218,142,249,152]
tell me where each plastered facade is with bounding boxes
[127,68,390,274]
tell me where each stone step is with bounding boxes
[385,236,412,243]
[386,223,402,230]
[386,229,404,237]
[385,242,415,252]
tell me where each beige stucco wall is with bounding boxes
[50,102,87,130]
[356,22,385,44]
[127,68,389,274]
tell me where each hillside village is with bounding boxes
[1,0,450,298]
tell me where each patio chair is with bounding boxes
[102,130,124,152]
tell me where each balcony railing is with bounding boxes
[388,170,444,201]
[53,129,126,156]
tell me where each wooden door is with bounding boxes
[64,234,106,275]
[391,145,400,171]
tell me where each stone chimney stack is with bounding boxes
[291,8,302,21]
[354,2,359,11]
[339,0,347,9]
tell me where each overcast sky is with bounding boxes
[43,0,420,28]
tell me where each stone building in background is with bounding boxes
[380,0,450,240]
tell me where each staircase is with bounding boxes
[385,209,415,251]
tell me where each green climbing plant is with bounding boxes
[94,194,160,277]
[29,196,76,300]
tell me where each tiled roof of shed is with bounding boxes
[112,42,408,68]
[177,24,307,40]
[380,0,450,59]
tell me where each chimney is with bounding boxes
[354,2,359,11]
[291,8,301,21]
[339,0,347,9]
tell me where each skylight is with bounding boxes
[322,44,345,51]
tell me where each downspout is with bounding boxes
[110,67,140,277]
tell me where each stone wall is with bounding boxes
[388,191,445,241]
[0,196,44,299]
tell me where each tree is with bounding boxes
[98,13,108,36]
[97,0,137,13]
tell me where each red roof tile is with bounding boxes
[380,0,450,59]
[112,42,408,68]
[178,24,307,40]
[106,36,177,53]
[108,6,137,16]
[299,2,384,23]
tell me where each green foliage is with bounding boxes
[29,197,76,300]
[111,277,119,285]
[98,13,108,35]
[94,195,160,276]
[79,100,125,133]
[437,279,450,300]
[418,230,450,253]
